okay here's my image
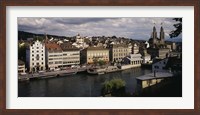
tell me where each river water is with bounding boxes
[18,67,151,97]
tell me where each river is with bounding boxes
[18,67,151,97]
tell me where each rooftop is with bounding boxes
[45,42,62,51]
[136,72,173,81]
[87,46,108,51]
[60,43,79,51]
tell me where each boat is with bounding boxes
[19,67,78,80]
[87,67,106,75]
[105,66,121,73]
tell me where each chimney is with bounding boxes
[154,70,156,77]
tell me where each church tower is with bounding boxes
[152,25,157,44]
[160,24,165,45]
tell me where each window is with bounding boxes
[36,54,39,60]
[32,54,34,56]
[32,63,34,65]
[42,62,43,64]
[32,51,34,53]
[32,58,34,61]
[42,58,43,60]
[37,47,39,49]
[37,51,39,53]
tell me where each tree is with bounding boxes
[98,60,106,66]
[169,18,182,38]
[101,78,126,96]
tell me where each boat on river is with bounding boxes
[87,67,106,75]
[105,66,121,73]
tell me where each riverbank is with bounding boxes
[18,67,152,97]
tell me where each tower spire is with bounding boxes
[160,23,165,44]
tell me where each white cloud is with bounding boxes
[18,17,181,40]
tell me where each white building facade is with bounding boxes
[61,43,80,67]
[62,50,80,66]
[26,40,45,72]
[45,43,63,70]
[152,58,169,72]
[123,54,143,67]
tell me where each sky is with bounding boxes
[18,17,181,40]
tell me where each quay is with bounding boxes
[18,64,146,81]
[18,67,87,81]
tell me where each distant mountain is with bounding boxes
[18,31,67,40]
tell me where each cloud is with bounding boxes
[18,17,181,40]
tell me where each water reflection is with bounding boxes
[18,67,151,97]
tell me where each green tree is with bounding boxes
[169,18,182,38]
[98,60,106,66]
[101,78,126,96]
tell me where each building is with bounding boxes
[152,56,182,73]
[152,58,168,72]
[147,25,170,59]
[142,50,151,64]
[128,43,133,54]
[123,54,143,67]
[81,46,109,64]
[45,42,63,70]
[132,43,139,54]
[109,44,130,63]
[18,59,25,74]
[26,40,45,72]
[60,43,80,67]
[148,25,165,47]
[76,34,84,43]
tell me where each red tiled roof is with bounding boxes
[45,42,62,51]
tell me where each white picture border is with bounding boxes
[6,6,194,109]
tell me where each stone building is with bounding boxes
[81,46,109,64]
[26,40,46,72]
[147,25,170,59]
[109,44,130,63]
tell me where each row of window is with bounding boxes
[113,49,128,52]
[49,61,63,65]
[88,53,108,57]
[32,56,44,61]
[32,54,44,57]
[32,50,44,53]
[63,61,80,64]
[31,47,44,49]
[113,53,128,57]
[63,57,80,60]
[32,62,44,66]
[49,54,63,57]
[132,60,143,65]
[63,53,79,56]
[49,58,63,60]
